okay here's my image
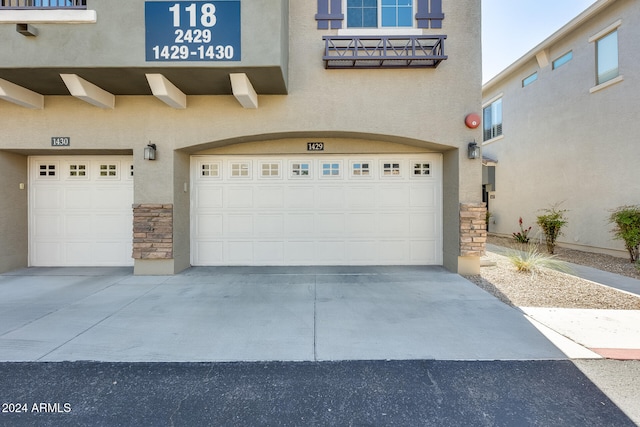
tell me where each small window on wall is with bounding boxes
[38,164,57,177]
[260,162,281,178]
[412,163,430,176]
[596,30,619,85]
[201,163,220,178]
[347,0,413,28]
[69,164,87,178]
[382,161,401,176]
[99,164,118,178]
[291,162,311,178]
[483,97,502,142]
[351,161,371,177]
[522,72,537,87]
[552,51,573,70]
[321,162,341,178]
[230,162,251,178]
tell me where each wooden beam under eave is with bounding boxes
[0,78,44,109]
[536,49,550,68]
[145,74,187,109]
[230,73,258,109]
[60,74,115,109]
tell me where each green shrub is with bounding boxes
[536,205,568,254]
[608,205,640,263]
[507,244,571,275]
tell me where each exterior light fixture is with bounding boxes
[144,143,157,160]
[467,141,480,160]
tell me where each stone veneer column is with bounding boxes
[132,204,173,260]
[460,202,487,257]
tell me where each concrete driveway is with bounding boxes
[0,266,567,362]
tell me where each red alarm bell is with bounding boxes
[465,113,481,129]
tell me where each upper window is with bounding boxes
[522,72,537,87]
[552,51,573,70]
[316,0,442,30]
[596,30,619,85]
[347,0,413,28]
[0,0,87,8]
[483,98,502,142]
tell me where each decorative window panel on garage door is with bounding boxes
[191,154,442,266]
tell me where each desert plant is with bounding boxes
[486,211,493,231]
[512,217,532,244]
[608,205,640,263]
[507,244,572,275]
[537,205,568,254]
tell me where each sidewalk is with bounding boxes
[486,243,640,360]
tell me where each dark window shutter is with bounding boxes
[416,0,445,29]
[316,0,344,29]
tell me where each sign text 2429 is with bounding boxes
[145,1,241,62]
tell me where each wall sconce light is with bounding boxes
[144,143,157,160]
[468,141,480,160]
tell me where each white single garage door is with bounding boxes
[29,156,134,267]
[191,154,442,266]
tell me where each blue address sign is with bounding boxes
[145,1,241,62]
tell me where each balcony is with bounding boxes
[0,0,86,9]
[323,35,447,69]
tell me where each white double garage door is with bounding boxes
[191,154,443,266]
[29,154,443,267]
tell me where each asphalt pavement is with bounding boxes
[1,360,636,426]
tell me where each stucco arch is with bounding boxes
[179,132,456,155]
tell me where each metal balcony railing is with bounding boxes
[323,35,447,69]
[0,0,86,9]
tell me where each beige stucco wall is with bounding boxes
[482,0,639,257]
[0,0,483,274]
[0,152,28,272]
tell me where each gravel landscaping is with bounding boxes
[465,235,640,310]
